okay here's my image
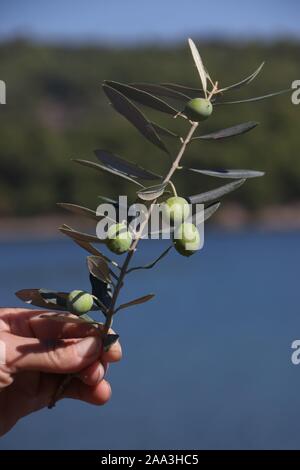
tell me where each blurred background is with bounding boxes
[0,0,300,450]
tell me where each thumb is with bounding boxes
[3,332,102,374]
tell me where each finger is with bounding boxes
[3,332,102,374]
[29,313,101,340]
[19,374,112,413]
[62,378,112,405]
[30,315,122,363]
[77,361,105,386]
[0,308,99,338]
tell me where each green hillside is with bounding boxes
[0,39,298,216]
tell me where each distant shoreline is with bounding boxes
[1,203,300,240]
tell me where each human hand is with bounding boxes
[0,308,122,437]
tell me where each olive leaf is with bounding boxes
[187,201,221,225]
[137,183,167,201]
[59,224,106,244]
[192,121,259,141]
[89,273,113,311]
[103,334,120,352]
[218,62,265,93]
[188,179,246,204]
[94,149,161,181]
[127,245,173,274]
[131,82,190,102]
[114,294,155,314]
[57,203,99,220]
[160,83,203,99]
[98,195,118,204]
[104,81,179,115]
[102,84,170,154]
[73,159,145,187]
[214,88,291,105]
[73,239,101,256]
[203,201,221,222]
[15,288,68,311]
[151,122,181,140]
[73,239,120,268]
[87,256,111,284]
[39,289,68,306]
[186,168,265,179]
[188,38,207,97]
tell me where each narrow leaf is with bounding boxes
[115,294,155,313]
[89,273,113,310]
[137,183,167,201]
[131,82,190,102]
[188,179,246,204]
[218,62,265,92]
[57,203,99,220]
[59,225,106,244]
[193,121,258,140]
[104,81,179,115]
[87,256,111,284]
[214,89,291,105]
[39,289,68,306]
[73,239,120,268]
[203,202,221,222]
[186,168,265,179]
[98,195,118,204]
[73,159,144,187]
[71,239,103,256]
[94,149,160,180]
[103,334,120,352]
[161,83,203,99]
[15,289,68,311]
[188,201,221,226]
[151,122,180,140]
[188,38,207,96]
[102,84,169,154]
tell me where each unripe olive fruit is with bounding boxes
[184,98,213,122]
[106,222,132,255]
[67,290,94,315]
[161,196,190,225]
[173,222,201,257]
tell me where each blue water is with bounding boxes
[0,231,300,450]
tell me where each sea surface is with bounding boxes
[0,230,300,450]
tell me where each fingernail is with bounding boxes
[75,336,101,358]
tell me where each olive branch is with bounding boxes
[15,38,290,408]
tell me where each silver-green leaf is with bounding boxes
[137,183,167,201]
[114,294,155,314]
[193,121,259,140]
[104,81,179,115]
[73,159,145,187]
[102,84,170,154]
[188,179,246,204]
[94,149,161,180]
[186,168,265,179]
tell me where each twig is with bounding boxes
[48,121,199,408]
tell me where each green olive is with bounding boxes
[67,290,94,315]
[184,98,213,122]
[106,222,132,255]
[173,222,201,257]
[161,196,190,225]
